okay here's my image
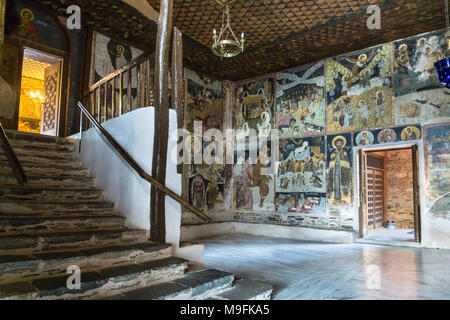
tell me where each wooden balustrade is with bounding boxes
[81,53,155,130]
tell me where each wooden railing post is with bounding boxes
[150,0,173,243]
[172,27,183,175]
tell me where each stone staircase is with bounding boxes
[0,130,272,300]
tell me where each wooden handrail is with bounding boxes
[85,52,155,96]
[0,122,28,187]
[77,102,211,222]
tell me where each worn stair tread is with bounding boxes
[4,130,76,146]
[0,149,76,162]
[0,256,189,299]
[0,165,89,178]
[0,215,125,236]
[215,280,273,300]
[0,201,115,216]
[0,228,148,254]
[113,268,235,300]
[0,159,83,170]
[0,242,172,284]
[0,188,104,203]
[8,140,76,153]
[0,175,96,189]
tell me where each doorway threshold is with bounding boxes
[354,237,421,248]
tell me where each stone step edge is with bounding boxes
[0,257,189,300]
[4,130,77,145]
[0,242,172,285]
[211,279,273,300]
[0,228,147,252]
[103,268,235,300]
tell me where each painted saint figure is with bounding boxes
[14,9,38,42]
[328,136,351,205]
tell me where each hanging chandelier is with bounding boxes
[434,0,450,88]
[212,0,245,58]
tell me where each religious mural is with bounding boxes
[424,124,450,218]
[394,29,450,125]
[276,62,325,138]
[276,136,326,193]
[233,147,274,211]
[90,31,142,84]
[184,68,223,133]
[325,44,393,133]
[353,125,422,146]
[234,77,275,141]
[327,134,352,206]
[5,1,67,50]
[275,192,326,214]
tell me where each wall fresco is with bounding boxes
[275,192,326,214]
[5,1,67,50]
[327,133,352,206]
[394,30,450,125]
[90,31,142,85]
[276,136,326,193]
[233,147,274,211]
[276,62,325,138]
[424,124,450,219]
[353,125,422,146]
[184,68,223,133]
[325,44,393,133]
[234,77,275,140]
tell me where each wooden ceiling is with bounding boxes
[35,0,446,81]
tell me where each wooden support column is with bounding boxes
[172,27,183,174]
[0,0,5,72]
[150,0,173,243]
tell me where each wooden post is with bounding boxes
[172,27,183,174]
[150,0,173,243]
[0,0,5,73]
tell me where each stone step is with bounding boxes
[0,175,96,189]
[0,257,188,300]
[0,242,172,285]
[0,228,148,255]
[4,130,76,146]
[0,148,76,162]
[0,215,125,236]
[0,188,104,203]
[109,268,235,300]
[0,163,89,178]
[0,201,113,217]
[214,279,273,300]
[0,158,82,170]
[8,139,76,153]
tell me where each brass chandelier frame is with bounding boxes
[212,0,245,58]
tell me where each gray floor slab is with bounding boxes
[200,234,450,300]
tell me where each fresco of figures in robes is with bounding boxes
[184,68,223,133]
[394,30,450,125]
[234,77,275,142]
[276,136,326,193]
[354,125,421,146]
[183,160,226,213]
[233,148,274,212]
[327,134,352,206]
[276,62,325,138]
[325,44,393,133]
[275,192,326,214]
[424,124,450,219]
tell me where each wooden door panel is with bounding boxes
[41,62,62,136]
[0,41,22,129]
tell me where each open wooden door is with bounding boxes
[411,145,421,242]
[41,62,62,136]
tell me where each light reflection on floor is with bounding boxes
[200,234,450,300]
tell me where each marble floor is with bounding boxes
[365,228,415,242]
[200,234,450,300]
